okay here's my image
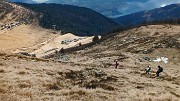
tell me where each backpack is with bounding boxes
[159,67,163,72]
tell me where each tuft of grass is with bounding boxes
[18,71,26,75]
[46,71,55,76]
[0,87,7,93]
[18,82,31,88]
[0,62,6,66]
[0,69,5,73]
[154,32,159,35]
[70,93,81,100]
[23,92,33,98]
[48,83,60,90]
[69,90,87,96]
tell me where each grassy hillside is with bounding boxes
[0,1,37,24]
[0,24,179,101]
[17,3,119,36]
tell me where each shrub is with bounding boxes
[92,35,99,42]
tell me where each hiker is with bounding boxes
[79,42,82,47]
[156,66,163,77]
[115,60,119,69]
[145,66,151,75]
[60,47,65,54]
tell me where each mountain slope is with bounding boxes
[16,3,119,36]
[46,0,124,17]
[0,24,179,101]
[8,0,180,18]
[0,1,37,24]
[7,0,149,18]
[45,0,152,18]
[9,0,36,3]
[115,4,180,27]
[0,1,110,57]
[66,24,180,100]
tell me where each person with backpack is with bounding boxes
[145,66,151,75]
[156,66,163,77]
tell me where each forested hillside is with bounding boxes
[17,3,119,36]
[115,4,180,27]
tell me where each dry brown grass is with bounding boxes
[18,71,26,75]
[18,82,31,88]
[0,62,6,66]
[0,94,18,101]
[135,95,175,101]
[0,69,5,73]
[0,87,7,93]
[47,83,60,90]
[0,81,18,101]
[0,24,179,101]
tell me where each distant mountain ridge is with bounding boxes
[9,0,37,3]
[114,4,180,27]
[8,0,180,18]
[45,0,124,17]
[9,0,148,18]
[17,3,119,36]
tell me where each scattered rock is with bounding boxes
[143,57,151,61]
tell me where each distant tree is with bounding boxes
[79,42,82,47]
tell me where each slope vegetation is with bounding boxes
[0,1,37,24]
[115,4,180,27]
[16,3,119,36]
[0,1,95,57]
[0,24,57,53]
[0,24,179,101]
